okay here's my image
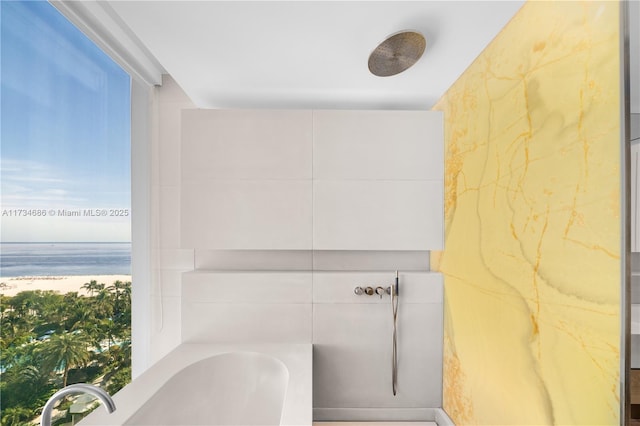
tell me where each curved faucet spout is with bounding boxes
[40,383,116,426]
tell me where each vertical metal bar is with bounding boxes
[392,270,399,396]
[620,1,631,424]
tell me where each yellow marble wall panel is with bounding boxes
[432,1,621,424]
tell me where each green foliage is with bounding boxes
[106,366,131,395]
[41,331,93,387]
[0,406,36,426]
[0,280,131,426]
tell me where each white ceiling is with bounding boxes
[53,1,637,113]
[103,1,525,110]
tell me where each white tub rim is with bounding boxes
[78,343,312,426]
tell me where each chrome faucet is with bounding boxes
[40,383,116,426]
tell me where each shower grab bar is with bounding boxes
[391,270,399,396]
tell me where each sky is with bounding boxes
[1,1,131,242]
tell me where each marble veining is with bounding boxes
[431,2,621,424]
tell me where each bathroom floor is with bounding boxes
[314,423,437,426]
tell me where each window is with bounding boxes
[1,2,132,424]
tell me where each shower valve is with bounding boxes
[354,285,392,297]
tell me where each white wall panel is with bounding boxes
[313,180,443,250]
[312,271,443,413]
[168,107,445,418]
[183,271,312,304]
[154,270,184,298]
[182,303,312,343]
[155,248,194,270]
[158,185,181,249]
[313,303,442,409]
[149,295,182,364]
[313,272,442,304]
[313,110,443,180]
[181,272,313,343]
[312,251,430,271]
[182,109,312,180]
[158,103,185,186]
[181,180,312,249]
[180,108,443,252]
[195,250,313,271]
[145,76,196,373]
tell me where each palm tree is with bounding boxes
[6,291,40,330]
[1,282,133,424]
[81,280,104,297]
[98,318,118,350]
[0,309,30,346]
[107,280,130,320]
[92,287,114,319]
[66,301,96,331]
[41,331,91,387]
[0,406,35,426]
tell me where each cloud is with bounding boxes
[1,158,131,242]
[1,215,131,243]
[0,158,83,207]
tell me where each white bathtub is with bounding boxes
[79,343,312,426]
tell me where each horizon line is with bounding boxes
[0,241,131,244]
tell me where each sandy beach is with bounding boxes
[0,275,132,297]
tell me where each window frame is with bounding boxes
[49,0,163,377]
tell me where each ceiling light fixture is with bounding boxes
[368,30,426,77]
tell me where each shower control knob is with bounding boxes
[365,287,374,296]
[354,286,364,295]
[375,287,386,298]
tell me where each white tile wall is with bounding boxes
[632,253,640,274]
[154,270,184,298]
[158,185,181,249]
[182,271,312,304]
[182,109,312,180]
[156,76,193,104]
[313,181,443,250]
[155,248,194,270]
[181,180,313,249]
[313,272,442,304]
[313,301,442,408]
[180,109,314,250]
[148,76,196,367]
[313,110,443,180]
[181,272,313,343]
[312,251,430,271]
[633,335,640,368]
[149,295,182,363]
[182,303,312,343]
[632,274,640,304]
[179,108,443,251]
[195,250,313,271]
[158,103,187,186]
[148,100,445,417]
[312,272,443,412]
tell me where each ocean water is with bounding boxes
[0,242,131,277]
